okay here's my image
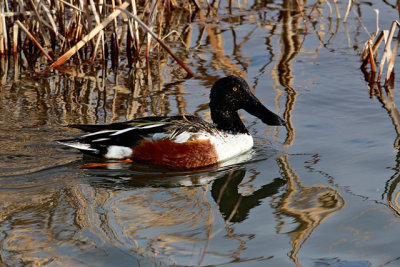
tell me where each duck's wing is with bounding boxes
[58,115,216,157]
[69,116,183,132]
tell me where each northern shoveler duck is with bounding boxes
[58,76,286,169]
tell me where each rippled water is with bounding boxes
[1,0,400,266]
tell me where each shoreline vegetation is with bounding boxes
[0,0,198,76]
[0,0,398,85]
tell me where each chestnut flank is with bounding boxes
[132,139,218,169]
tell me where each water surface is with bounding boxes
[1,1,400,266]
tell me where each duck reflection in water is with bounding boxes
[80,149,258,187]
[211,168,286,223]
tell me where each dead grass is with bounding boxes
[361,20,400,87]
[0,0,197,76]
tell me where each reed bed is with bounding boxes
[0,0,196,76]
[0,0,386,80]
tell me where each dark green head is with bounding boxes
[209,76,286,133]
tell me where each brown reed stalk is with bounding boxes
[0,5,5,55]
[28,0,53,54]
[42,1,66,42]
[361,20,400,86]
[48,1,130,70]
[89,0,105,62]
[144,0,155,66]
[90,34,103,63]
[363,32,384,62]
[385,26,400,85]
[17,0,28,22]
[111,0,120,68]
[377,21,398,82]
[111,32,119,68]
[368,43,376,73]
[12,22,18,54]
[59,0,82,12]
[15,20,53,61]
[126,28,133,66]
[130,0,140,52]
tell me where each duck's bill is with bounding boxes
[244,94,286,126]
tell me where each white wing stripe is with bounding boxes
[56,141,98,152]
[110,127,137,136]
[81,130,116,138]
[138,123,166,129]
[92,138,110,143]
[110,123,167,136]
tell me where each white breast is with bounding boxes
[169,130,253,162]
[209,133,254,162]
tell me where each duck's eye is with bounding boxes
[232,86,238,92]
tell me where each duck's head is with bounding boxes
[209,76,286,133]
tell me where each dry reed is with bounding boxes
[361,19,400,86]
[0,0,196,76]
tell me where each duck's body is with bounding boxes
[61,115,254,169]
[58,76,286,169]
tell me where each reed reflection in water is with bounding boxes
[366,74,400,218]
